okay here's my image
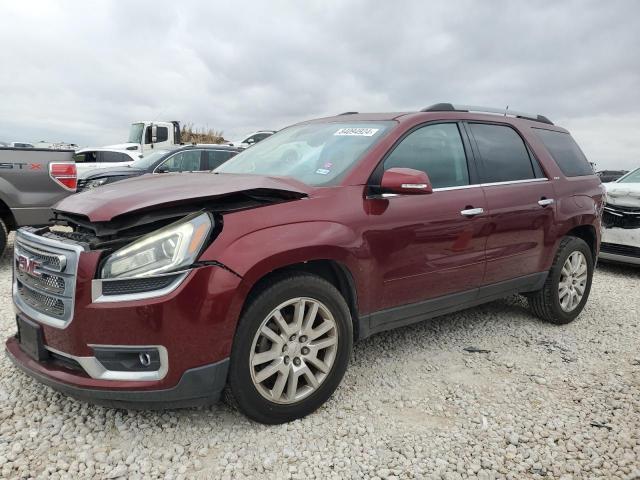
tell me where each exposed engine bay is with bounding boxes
[45,188,306,252]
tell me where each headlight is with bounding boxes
[101,212,212,279]
[85,178,108,190]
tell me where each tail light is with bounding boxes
[49,162,77,191]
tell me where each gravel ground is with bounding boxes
[0,234,639,480]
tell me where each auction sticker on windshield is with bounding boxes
[334,127,380,136]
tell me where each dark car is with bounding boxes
[77,145,241,191]
[7,104,603,424]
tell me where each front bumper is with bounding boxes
[600,226,640,265]
[7,228,245,408]
[6,336,228,408]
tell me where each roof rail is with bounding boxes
[420,103,553,125]
[338,111,359,115]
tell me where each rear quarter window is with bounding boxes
[534,129,593,177]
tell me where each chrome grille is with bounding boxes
[16,268,65,295]
[17,283,65,317]
[602,204,640,229]
[13,229,85,328]
[15,242,65,271]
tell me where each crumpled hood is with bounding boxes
[605,182,640,208]
[55,172,309,222]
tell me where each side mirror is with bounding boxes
[151,124,158,144]
[380,168,433,195]
[246,138,255,144]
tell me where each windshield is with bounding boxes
[617,167,640,183]
[215,122,392,186]
[128,123,144,143]
[131,150,170,169]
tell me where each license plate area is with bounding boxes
[17,316,49,362]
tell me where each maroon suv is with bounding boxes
[6,104,604,424]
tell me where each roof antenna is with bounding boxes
[504,105,509,117]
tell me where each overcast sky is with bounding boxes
[1,0,639,169]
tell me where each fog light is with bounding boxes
[93,347,161,372]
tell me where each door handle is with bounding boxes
[460,207,484,217]
[538,198,555,207]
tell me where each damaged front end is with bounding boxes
[50,187,306,251]
[600,199,640,265]
[15,186,306,315]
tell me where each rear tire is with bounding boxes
[226,273,353,424]
[527,236,594,324]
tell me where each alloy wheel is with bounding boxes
[558,251,588,312]
[249,297,339,404]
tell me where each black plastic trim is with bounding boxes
[101,274,182,296]
[600,242,640,258]
[6,347,230,409]
[357,272,547,340]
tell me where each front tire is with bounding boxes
[226,273,353,424]
[527,236,594,324]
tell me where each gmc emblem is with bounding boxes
[17,254,41,277]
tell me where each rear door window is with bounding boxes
[99,152,130,163]
[383,123,470,189]
[158,150,202,172]
[468,123,538,183]
[73,151,98,163]
[534,128,594,177]
[203,150,236,170]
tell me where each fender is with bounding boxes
[0,177,19,207]
[206,220,368,331]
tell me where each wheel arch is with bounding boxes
[0,197,16,232]
[566,224,598,260]
[236,258,361,341]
